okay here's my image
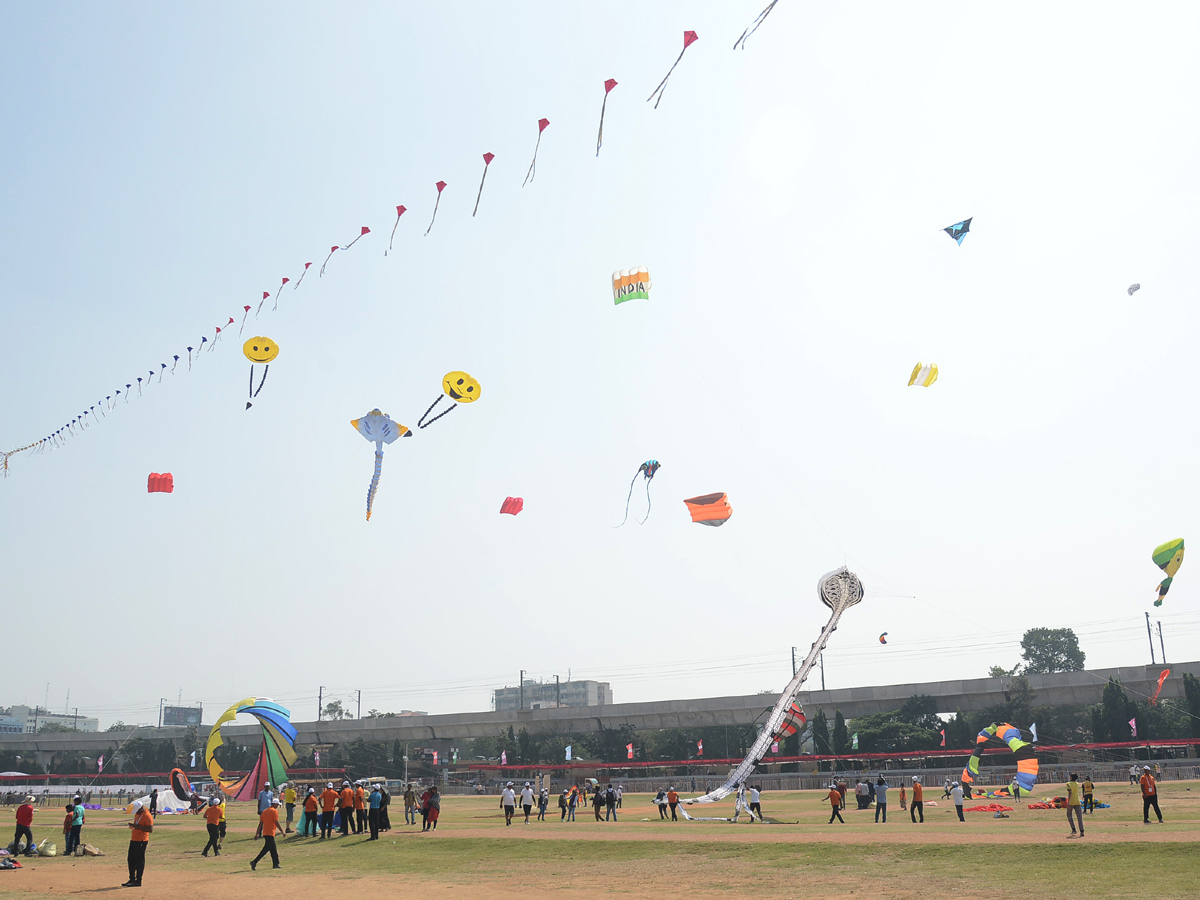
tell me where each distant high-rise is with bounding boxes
[493,680,611,711]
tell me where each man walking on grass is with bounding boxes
[826,783,844,824]
[251,798,282,870]
[501,783,516,826]
[1065,773,1084,838]
[1140,766,1163,824]
[202,797,222,857]
[910,777,924,823]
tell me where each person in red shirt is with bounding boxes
[202,798,223,857]
[251,798,282,870]
[825,783,845,824]
[123,801,153,887]
[319,783,339,839]
[339,781,356,835]
[354,784,367,834]
[13,797,35,857]
[1140,766,1163,824]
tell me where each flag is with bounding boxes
[190,750,196,767]
[939,729,946,747]
[1129,717,1137,738]
[771,741,779,754]
[565,745,572,761]
[851,733,858,750]
[314,750,320,766]
[1030,723,1038,742]
[97,755,104,773]
[626,743,634,759]
[501,750,507,765]
[452,748,458,764]
[697,739,703,756]
[433,751,438,765]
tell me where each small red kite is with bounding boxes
[425,181,447,235]
[500,496,524,516]
[474,153,495,217]
[522,119,549,186]
[386,205,407,255]
[147,472,174,493]
[647,31,698,108]
[596,79,617,156]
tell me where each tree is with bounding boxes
[988,664,1021,678]
[37,723,73,733]
[106,721,126,732]
[944,708,974,749]
[365,709,396,719]
[810,709,831,769]
[1019,627,1085,674]
[832,711,849,755]
[1091,677,1136,742]
[1003,675,1037,725]
[1184,673,1200,739]
[323,700,348,721]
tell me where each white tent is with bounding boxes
[125,789,190,814]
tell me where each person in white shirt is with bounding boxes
[1129,764,1140,785]
[519,784,535,824]
[748,786,762,821]
[615,785,623,809]
[500,785,516,826]
[943,777,954,799]
[951,782,965,822]
[873,778,889,823]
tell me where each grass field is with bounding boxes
[4,780,1198,899]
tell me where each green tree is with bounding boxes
[988,664,1020,677]
[810,709,831,769]
[1183,673,1200,739]
[1019,628,1085,674]
[944,708,974,748]
[1004,675,1037,725]
[37,723,73,733]
[322,700,348,720]
[832,710,849,755]
[106,721,126,732]
[1091,677,1136,742]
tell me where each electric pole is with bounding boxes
[158,698,166,728]
[357,690,362,719]
[555,675,560,707]
[318,686,325,721]
[1157,621,1167,664]
[519,670,525,710]
[791,647,797,677]
[1145,612,1156,665]
[820,653,826,691]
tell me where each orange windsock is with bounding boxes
[684,492,732,526]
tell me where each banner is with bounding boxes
[851,733,858,750]
[626,743,634,760]
[939,729,946,747]
[697,739,703,757]
[1129,718,1137,738]
[565,745,572,761]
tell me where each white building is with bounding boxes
[1,705,99,733]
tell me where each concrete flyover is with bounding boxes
[2,661,1193,758]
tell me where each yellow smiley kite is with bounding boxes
[243,336,278,409]
[419,370,481,428]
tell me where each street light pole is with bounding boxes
[519,670,525,710]
[357,690,362,719]
[158,699,166,728]
[1158,621,1167,664]
[318,686,325,721]
[1145,612,1156,665]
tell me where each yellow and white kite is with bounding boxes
[908,363,938,387]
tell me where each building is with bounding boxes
[0,706,99,733]
[493,679,611,711]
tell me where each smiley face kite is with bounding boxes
[418,370,481,429]
[243,336,278,409]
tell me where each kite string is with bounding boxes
[637,476,654,525]
[596,94,609,157]
[647,48,686,109]
[473,165,489,217]
[523,132,543,187]
[425,194,442,236]
[734,0,780,50]
[615,470,641,528]
[417,394,446,429]
[253,365,269,398]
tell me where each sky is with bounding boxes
[3,2,1200,729]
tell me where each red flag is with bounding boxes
[523,119,549,187]
[425,181,447,235]
[626,743,634,759]
[314,750,320,766]
[1129,717,1138,737]
[940,729,946,747]
[648,31,699,108]
[433,751,438,765]
[597,78,618,156]
[386,205,407,255]
[473,152,495,218]
[500,750,507,765]
[97,755,104,773]
[696,739,703,756]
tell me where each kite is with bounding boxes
[147,473,174,494]
[255,290,271,317]
[205,697,298,801]
[523,119,550,187]
[961,723,1038,794]
[879,633,888,644]
[239,305,252,336]
[647,31,698,109]
[272,276,290,311]
[596,79,617,156]
[1151,668,1170,705]
[908,363,938,387]
[1128,283,1141,297]
[772,701,806,742]
[293,261,313,289]
[500,497,524,516]
[1152,538,1184,606]
[386,205,407,256]
[734,1,780,49]
[351,409,412,521]
[944,218,972,245]
[425,181,447,235]
[321,227,370,275]
[418,370,481,429]
[616,460,661,527]
[684,492,732,526]
[612,268,651,304]
[169,768,193,802]
[473,153,495,217]
[243,336,279,410]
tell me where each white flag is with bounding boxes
[190,750,197,767]
[565,745,572,761]
[1030,723,1038,743]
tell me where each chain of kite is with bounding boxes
[733,1,780,50]
[646,48,686,109]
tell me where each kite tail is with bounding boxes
[637,478,654,524]
[388,220,400,254]
[320,247,337,276]
[596,95,609,157]
[425,194,442,236]
[647,48,686,109]
[253,365,269,398]
[733,0,779,49]
[523,133,542,187]
[366,446,383,521]
[272,287,283,312]
[473,166,489,217]
[417,395,456,429]
[342,232,365,251]
[615,471,640,528]
[294,265,310,289]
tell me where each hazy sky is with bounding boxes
[3,2,1199,728]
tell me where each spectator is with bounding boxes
[825,783,844,824]
[354,783,367,835]
[566,786,577,822]
[910,777,924,824]
[616,784,624,808]
[255,782,273,839]
[149,788,158,818]
[943,777,954,799]
[367,784,382,840]
[1065,773,1084,838]
[655,787,667,820]
[605,784,618,822]
[250,798,282,870]
[874,778,889,824]
[537,788,549,822]
[500,783,516,827]
[951,781,965,822]
[667,787,679,822]
[520,783,535,825]
[748,785,762,821]
[123,801,153,887]
[339,781,355,836]
[421,785,434,832]
[591,786,604,822]
[319,782,339,839]
[1129,764,1139,785]
[1081,776,1095,814]
[426,786,441,831]
[836,779,847,810]
[69,800,85,855]
[63,804,75,855]
[404,784,419,826]
[283,783,297,834]
[202,797,222,856]
[558,790,569,821]
[1140,766,1163,824]
[899,783,907,811]
[379,783,391,831]
[301,787,319,837]
[12,797,34,856]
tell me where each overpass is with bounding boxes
[2,661,1193,762]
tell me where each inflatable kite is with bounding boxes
[1152,538,1184,606]
[1128,283,1141,297]
[944,218,972,245]
[351,409,412,521]
[500,497,524,515]
[1151,668,1170,705]
[522,119,549,187]
[613,268,651,305]
[684,492,732,526]
[961,723,1038,794]
[878,632,888,644]
[772,701,806,742]
[147,473,174,493]
[169,768,193,802]
[418,371,481,429]
[617,460,661,527]
[908,363,938,387]
[243,336,278,410]
[596,79,617,156]
[647,31,698,109]
[205,698,297,801]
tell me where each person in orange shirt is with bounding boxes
[202,797,223,857]
[123,801,153,887]
[319,782,339,839]
[666,788,679,822]
[354,784,367,834]
[1140,766,1163,824]
[339,781,356,835]
[909,777,924,824]
[825,783,844,823]
[251,798,282,870]
[302,787,319,837]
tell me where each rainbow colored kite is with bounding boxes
[205,698,297,801]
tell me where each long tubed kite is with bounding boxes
[616,460,661,527]
[961,723,1038,794]
[1152,538,1184,606]
[596,79,617,156]
[734,1,781,49]
[386,205,407,256]
[647,31,698,109]
[425,181,447,235]
[522,119,550,187]
[418,370,481,429]
[1151,668,1170,705]
[680,568,864,819]
[473,153,495,217]
[352,408,411,521]
[205,697,298,801]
